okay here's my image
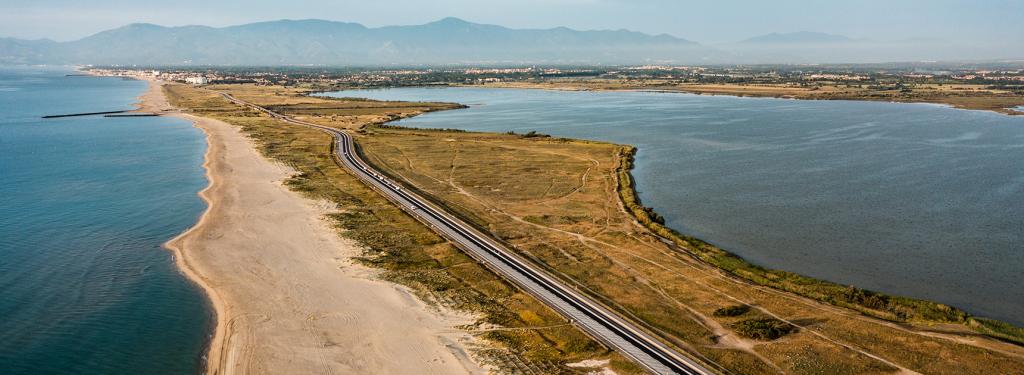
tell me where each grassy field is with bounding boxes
[356,126,1024,374]
[163,84,640,374]
[167,82,1024,374]
[477,79,1024,115]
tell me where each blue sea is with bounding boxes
[0,67,210,374]
[323,87,1024,325]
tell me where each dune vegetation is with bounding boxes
[166,82,1024,374]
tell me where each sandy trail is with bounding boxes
[137,80,483,375]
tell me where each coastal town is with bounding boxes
[95,63,1024,88]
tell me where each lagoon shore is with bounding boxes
[136,80,483,375]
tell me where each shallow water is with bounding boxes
[0,68,210,373]
[323,87,1024,325]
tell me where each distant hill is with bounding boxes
[0,37,59,64]
[0,18,718,66]
[740,31,854,44]
[5,20,1016,65]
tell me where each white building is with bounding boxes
[185,76,209,85]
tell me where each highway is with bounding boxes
[219,92,718,375]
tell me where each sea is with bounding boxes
[0,67,210,374]
[322,87,1024,325]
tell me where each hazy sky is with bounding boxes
[2,0,1022,44]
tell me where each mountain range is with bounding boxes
[0,18,1018,65]
[0,18,716,66]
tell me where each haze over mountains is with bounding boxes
[0,18,1019,66]
[739,31,855,44]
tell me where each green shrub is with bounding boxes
[713,305,751,317]
[732,318,797,340]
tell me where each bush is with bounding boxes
[840,287,890,311]
[732,318,797,340]
[522,130,550,138]
[713,304,751,317]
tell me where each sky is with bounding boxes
[2,0,1022,45]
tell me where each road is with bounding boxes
[219,92,718,375]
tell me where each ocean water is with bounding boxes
[0,68,210,373]
[323,87,1024,325]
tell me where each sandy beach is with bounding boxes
[137,81,484,375]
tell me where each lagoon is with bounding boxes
[324,87,1024,325]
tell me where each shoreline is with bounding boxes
[323,83,1024,343]
[134,72,1015,368]
[121,73,228,373]
[131,78,485,374]
[339,86,1024,344]
[460,82,1024,116]
[151,75,1024,368]
[161,119,227,374]
[342,85,1021,328]
[353,115,1024,370]
[611,146,1024,345]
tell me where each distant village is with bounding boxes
[90,63,1024,91]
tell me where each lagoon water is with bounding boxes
[324,87,1024,325]
[0,68,210,373]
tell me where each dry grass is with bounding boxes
[358,125,1024,374]
[163,84,637,374]
[167,82,1024,374]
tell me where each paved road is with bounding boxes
[219,93,718,375]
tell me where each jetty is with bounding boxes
[42,110,129,118]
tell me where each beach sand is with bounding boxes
[139,81,484,375]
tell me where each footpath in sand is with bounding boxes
[139,81,484,375]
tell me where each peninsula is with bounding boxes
[105,68,1024,374]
